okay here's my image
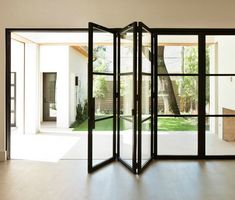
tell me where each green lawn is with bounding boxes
[72,117,197,131]
[158,117,197,131]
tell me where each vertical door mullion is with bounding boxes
[153,34,158,158]
[150,33,154,158]
[117,33,120,159]
[6,30,11,160]
[137,23,142,172]
[113,32,117,158]
[198,34,206,157]
[133,22,138,173]
[88,23,93,173]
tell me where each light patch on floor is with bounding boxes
[11,132,82,162]
[10,128,235,162]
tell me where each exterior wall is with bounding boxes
[209,37,235,139]
[39,45,70,128]
[217,37,235,139]
[69,47,88,125]
[2,0,235,159]
[40,45,87,128]
[24,43,39,134]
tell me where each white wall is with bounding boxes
[40,45,70,128]
[217,37,235,111]
[2,0,235,159]
[25,43,40,134]
[69,47,87,125]
[209,37,235,138]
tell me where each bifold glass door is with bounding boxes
[88,22,153,174]
[137,23,153,172]
[88,23,116,173]
[117,22,138,173]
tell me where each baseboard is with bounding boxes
[0,151,7,161]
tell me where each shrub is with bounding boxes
[70,100,88,128]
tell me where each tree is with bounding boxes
[141,45,180,114]
[93,46,109,112]
[182,47,198,113]
[182,46,210,113]
[158,46,181,114]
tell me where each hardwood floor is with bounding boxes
[0,160,235,200]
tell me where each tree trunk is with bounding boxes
[140,45,181,115]
[157,46,180,114]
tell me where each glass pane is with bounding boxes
[142,75,151,118]
[11,99,15,111]
[158,117,198,155]
[120,75,133,118]
[206,76,235,115]
[11,113,15,124]
[158,76,198,115]
[93,29,113,73]
[141,119,151,166]
[93,119,113,164]
[49,103,57,117]
[120,28,133,73]
[11,86,15,98]
[158,35,198,74]
[93,75,113,119]
[142,28,151,73]
[120,118,133,167]
[11,73,15,84]
[206,117,235,155]
[206,36,235,74]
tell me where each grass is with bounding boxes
[158,117,197,131]
[72,117,197,131]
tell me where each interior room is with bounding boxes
[2,0,235,200]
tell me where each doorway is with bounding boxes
[43,72,57,122]
[7,30,90,161]
[87,23,235,174]
[5,25,235,173]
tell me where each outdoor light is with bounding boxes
[75,76,79,86]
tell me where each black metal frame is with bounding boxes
[88,23,117,173]
[137,22,154,173]
[152,29,235,159]
[117,22,138,174]
[5,26,235,175]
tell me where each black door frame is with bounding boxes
[137,22,154,173]
[117,22,138,173]
[152,29,235,160]
[88,23,117,173]
[5,27,235,171]
[42,72,57,122]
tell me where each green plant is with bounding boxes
[83,100,88,120]
[75,104,83,123]
[70,100,88,128]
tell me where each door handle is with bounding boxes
[92,97,95,129]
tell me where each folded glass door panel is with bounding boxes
[118,22,138,173]
[88,23,116,173]
[137,22,154,173]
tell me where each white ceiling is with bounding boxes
[13,32,88,44]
